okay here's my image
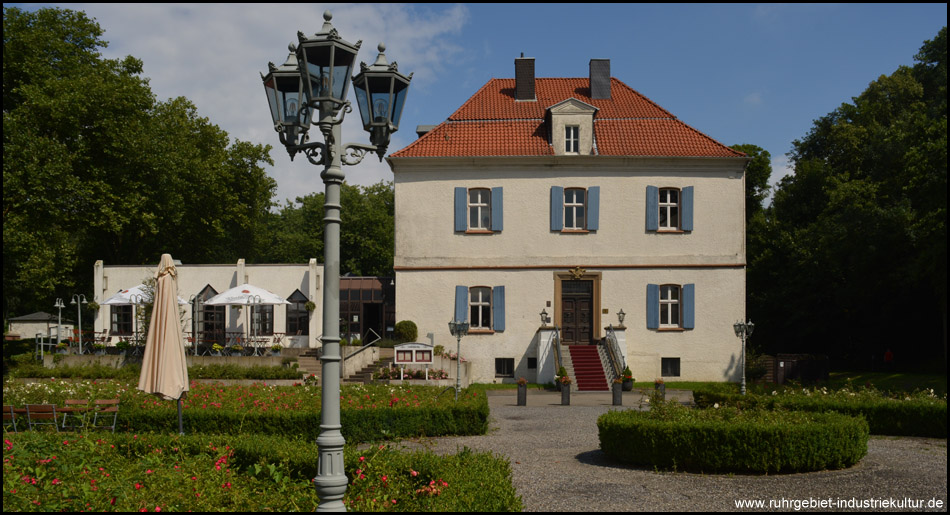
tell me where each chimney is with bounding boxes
[515,54,535,101]
[590,59,611,99]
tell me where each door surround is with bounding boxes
[554,268,602,342]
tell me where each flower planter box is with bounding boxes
[612,382,623,406]
[561,385,571,406]
[622,379,633,392]
[517,384,527,406]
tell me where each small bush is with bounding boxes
[598,402,868,474]
[394,321,418,343]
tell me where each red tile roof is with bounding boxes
[390,77,745,159]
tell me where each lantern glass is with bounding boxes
[299,42,357,106]
[264,74,308,127]
[390,78,409,129]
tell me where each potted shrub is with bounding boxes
[211,343,225,356]
[621,366,634,391]
[303,373,319,386]
[559,375,572,405]
[115,340,132,355]
[92,343,106,355]
[654,378,666,400]
[516,377,528,406]
[230,344,244,356]
[56,341,69,354]
[555,366,568,392]
[270,343,282,356]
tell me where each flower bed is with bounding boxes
[692,385,947,437]
[598,401,868,474]
[2,432,522,512]
[2,381,489,443]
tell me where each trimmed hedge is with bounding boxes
[120,393,489,443]
[598,406,869,474]
[693,388,947,438]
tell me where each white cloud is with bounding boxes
[743,92,763,106]
[72,3,469,205]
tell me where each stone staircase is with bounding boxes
[344,357,394,384]
[294,348,394,384]
[567,345,609,391]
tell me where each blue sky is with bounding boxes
[19,3,949,205]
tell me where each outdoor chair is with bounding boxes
[60,399,91,431]
[91,399,120,433]
[26,404,60,431]
[3,405,19,433]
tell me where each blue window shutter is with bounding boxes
[455,286,468,323]
[683,283,695,329]
[646,284,659,329]
[454,187,467,232]
[550,186,563,231]
[587,186,600,230]
[681,186,694,231]
[491,187,504,232]
[646,186,659,231]
[492,286,506,331]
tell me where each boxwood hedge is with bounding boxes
[693,387,947,438]
[598,405,869,474]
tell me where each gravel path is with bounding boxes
[396,389,948,512]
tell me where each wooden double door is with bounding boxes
[561,280,593,345]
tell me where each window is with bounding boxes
[468,188,491,230]
[661,357,681,377]
[198,285,226,344]
[455,187,503,232]
[527,357,537,370]
[253,305,274,336]
[647,186,694,231]
[565,126,579,154]
[564,188,586,230]
[550,186,600,231]
[469,287,492,330]
[495,358,515,378]
[110,305,133,336]
[647,283,695,330]
[659,188,679,230]
[659,285,680,328]
[286,290,309,336]
[454,285,505,331]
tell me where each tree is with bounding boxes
[730,143,772,222]
[262,181,395,276]
[748,27,947,368]
[3,7,275,323]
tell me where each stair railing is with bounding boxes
[603,324,624,383]
[341,328,381,379]
[552,325,563,375]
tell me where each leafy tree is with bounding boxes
[3,7,275,323]
[730,143,772,222]
[749,28,947,368]
[262,181,394,277]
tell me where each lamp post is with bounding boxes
[70,294,88,354]
[540,308,549,326]
[617,309,626,326]
[448,320,469,402]
[54,298,65,349]
[260,11,411,512]
[733,320,755,395]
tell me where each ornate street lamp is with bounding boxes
[70,294,88,354]
[260,11,411,512]
[617,308,626,326]
[539,308,549,326]
[448,319,469,402]
[54,298,66,349]
[733,320,755,395]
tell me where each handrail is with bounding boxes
[603,324,624,381]
[343,328,381,362]
[552,325,563,374]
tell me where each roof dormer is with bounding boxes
[548,98,598,155]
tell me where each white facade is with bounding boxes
[92,259,322,349]
[390,157,747,383]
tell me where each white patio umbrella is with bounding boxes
[137,254,190,434]
[203,284,290,347]
[102,284,188,306]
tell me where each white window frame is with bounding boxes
[468,188,492,231]
[659,188,680,230]
[659,284,681,328]
[565,125,580,154]
[469,286,493,330]
[563,188,586,230]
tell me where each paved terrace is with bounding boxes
[396,388,948,512]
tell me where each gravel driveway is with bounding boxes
[397,389,948,512]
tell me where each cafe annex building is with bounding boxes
[388,57,750,387]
